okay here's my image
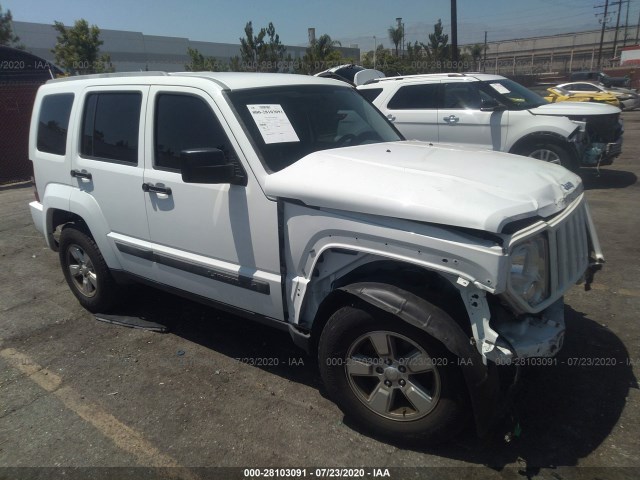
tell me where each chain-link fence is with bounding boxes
[0,82,39,184]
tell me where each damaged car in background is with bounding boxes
[358,72,624,171]
[29,72,604,444]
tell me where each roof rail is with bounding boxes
[367,72,473,84]
[47,71,169,84]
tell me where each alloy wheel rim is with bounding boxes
[528,148,562,164]
[345,330,441,421]
[66,244,98,298]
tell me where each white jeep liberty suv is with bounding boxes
[29,72,604,444]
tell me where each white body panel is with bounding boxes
[28,71,603,363]
[265,141,582,233]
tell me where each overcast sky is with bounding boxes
[4,0,637,51]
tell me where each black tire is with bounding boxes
[58,225,118,313]
[318,304,468,445]
[515,141,579,172]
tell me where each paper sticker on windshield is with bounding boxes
[490,83,511,94]
[247,104,300,144]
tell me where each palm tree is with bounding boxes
[312,34,341,61]
[465,43,485,71]
[299,33,342,74]
[388,25,403,57]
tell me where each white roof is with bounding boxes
[46,71,346,91]
[361,72,507,86]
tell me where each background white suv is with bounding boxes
[358,73,624,171]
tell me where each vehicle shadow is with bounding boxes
[111,285,322,389]
[363,305,637,470]
[580,168,637,190]
[111,290,636,469]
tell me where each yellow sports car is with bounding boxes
[544,86,621,108]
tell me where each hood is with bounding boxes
[530,101,621,116]
[264,141,583,233]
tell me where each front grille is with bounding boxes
[549,201,590,294]
[567,113,622,143]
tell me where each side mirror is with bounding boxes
[180,148,245,185]
[480,99,506,112]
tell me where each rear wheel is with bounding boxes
[59,225,118,313]
[318,304,468,444]
[515,142,579,172]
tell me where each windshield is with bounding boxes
[479,79,548,110]
[227,85,403,173]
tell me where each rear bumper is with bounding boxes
[29,201,44,236]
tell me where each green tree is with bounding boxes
[388,25,403,57]
[238,21,287,72]
[362,45,411,77]
[185,47,228,71]
[52,19,113,74]
[297,33,343,74]
[0,4,21,48]
[421,19,450,72]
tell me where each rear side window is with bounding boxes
[359,88,383,103]
[154,93,238,171]
[37,93,74,155]
[81,92,142,164]
[387,84,440,109]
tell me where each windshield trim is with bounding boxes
[479,79,548,110]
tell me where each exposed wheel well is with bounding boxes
[309,260,470,356]
[47,209,92,250]
[509,132,580,171]
[510,132,572,154]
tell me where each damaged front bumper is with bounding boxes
[490,298,565,361]
[581,137,623,166]
[459,288,567,364]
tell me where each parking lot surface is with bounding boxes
[1,113,640,480]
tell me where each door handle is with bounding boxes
[70,169,92,180]
[142,183,172,196]
[443,115,460,124]
[387,114,396,122]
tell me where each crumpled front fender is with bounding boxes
[339,282,503,437]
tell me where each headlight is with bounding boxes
[509,235,549,307]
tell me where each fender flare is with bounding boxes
[338,282,502,437]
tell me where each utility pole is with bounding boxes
[396,17,402,57]
[373,36,377,70]
[596,0,610,69]
[612,0,623,60]
[483,31,488,72]
[623,0,630,46]
[451,0,458,68]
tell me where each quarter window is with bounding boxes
[154,93,238,171]
[387,84,440,110]
[359,88,383,103]
[81,92,142,164]
[37,93,74,155]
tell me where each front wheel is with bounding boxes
[515,142,579,172]
[59,225,118,313]
[318,304,468,444]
